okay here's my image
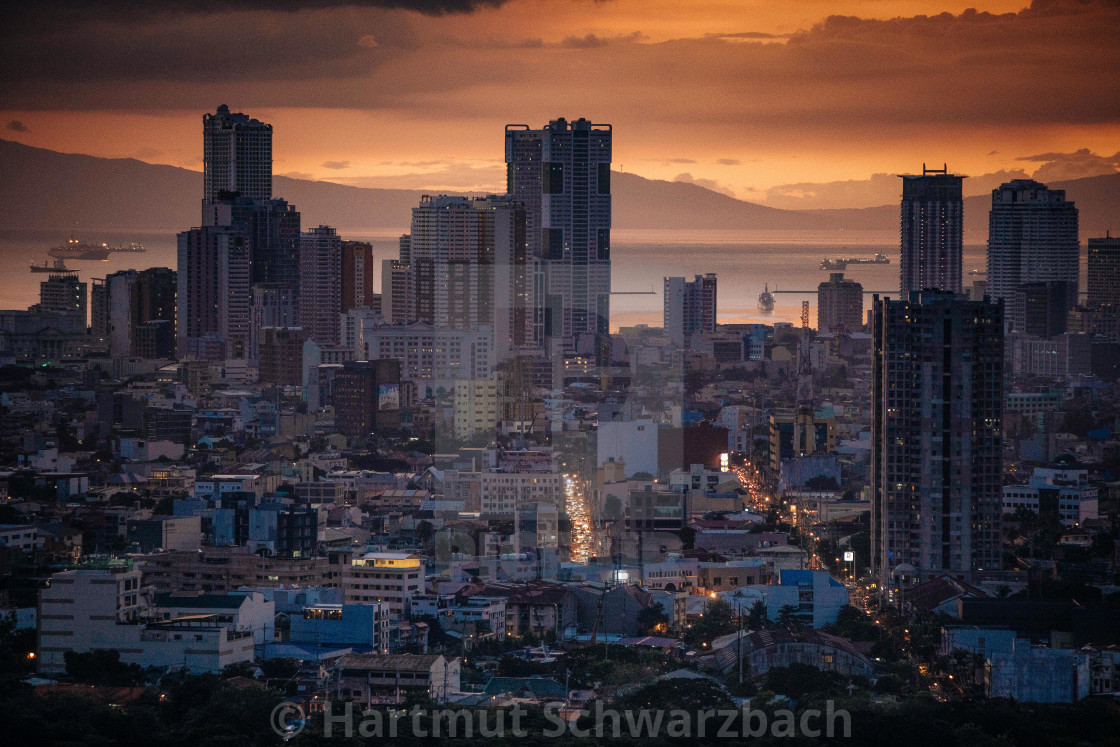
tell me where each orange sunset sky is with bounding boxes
[2,0,1118,208]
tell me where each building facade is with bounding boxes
[664,273,717,346]
[900,165,964,295]
[987,179,1079,332]
[871,291,1004,585]
[817,272,863,332]
[506,118,612,354]
[203,104,272,202]
[299,225,344,345]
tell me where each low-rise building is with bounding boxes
[337,653,460,703]
[289,602,389,652]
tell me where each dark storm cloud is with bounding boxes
[10,0,508,24]
[1016,148,1120,182]
[1,0,1117,141]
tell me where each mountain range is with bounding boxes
[1,138,1117,238]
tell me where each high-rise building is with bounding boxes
[1088,234,1120,307]
[176,226,251,360]
[342,241,375,314]
[38,272,86,319]
[203,105,272,203]
[298,225,343,346]
[90,278,109,344]
[104,267,177,358]
[663,273,717,346]
[333,359,401,441]
[816,272,863,332]
[406,194,537,361]
[1020,280,1070,339]
[381,260,413,325]
[870,291,1003,586]
[204,196,301,295]
[259,327,308,387]
[899,165,964,295]
[987,179,1079,332]
[506,118,612,354]
[249,283,297,359]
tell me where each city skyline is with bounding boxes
[2,1,1118,208]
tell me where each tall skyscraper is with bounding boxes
[870,291,1003,586]
[406,194,537,361]
[663,273,717,346]
[203,105,272,203]
[1088,233,1120,307]
[899,165,964,295]
[342,241,375,314]
[381,259,413,325]
[506,118,612,354]
[104,268,176,358]
[987,179,1079,332]
[37,272,86,319]
[816,272,863,332]
[204,195,301,294]
[249,283,297,359]
[177,226,251,360]
[298,225,343,346]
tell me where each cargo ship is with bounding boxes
[30,258,72,273]
[49,238,112,260]
[820,253,890,270]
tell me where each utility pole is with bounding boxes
[738,600,744,686]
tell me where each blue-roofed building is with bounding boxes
[719,569,849,628]
[289,603,389,653]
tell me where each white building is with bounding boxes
[597,419,659,477]
[1003,468,1099,526]
[363,322,492,393]
[477,471,563,516]
[343,552,424,620]
[0,525,42,553]
[38,565,256,675]
[719,569,849,629]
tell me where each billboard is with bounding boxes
[378,383,400,411]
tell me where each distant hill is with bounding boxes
[1,138,1117,237]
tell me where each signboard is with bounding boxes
[844,551,855,562]
[378,383,400,411]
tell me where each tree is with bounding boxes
[686,598,737,646]
[776,604,798,626]
[415,520,435,545]
[636,602,670,635]
[63,649,143,686]
[762,663,850,699]
[746,600,768,630]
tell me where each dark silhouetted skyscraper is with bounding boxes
[298,225,343,346]
[1088,233,1120,307]
[506,118,611,355]
[871,291,1003,586]
[899,165,964,295]
[203,104,272,203]
[987,179,1078,332]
